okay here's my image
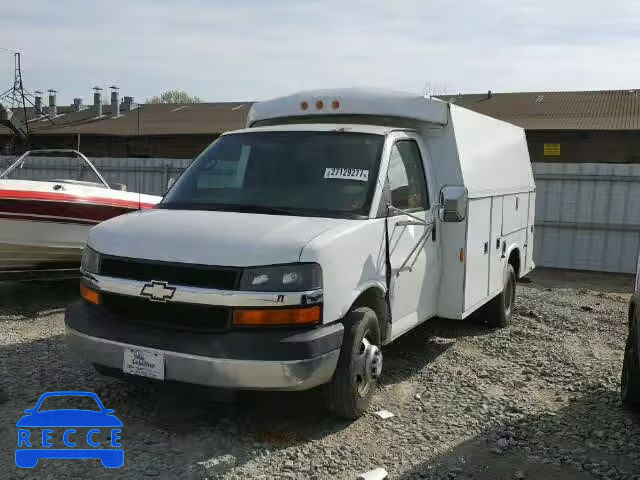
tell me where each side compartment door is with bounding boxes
[464,197,493,311]
[384,136,439,340]
[525,192,536,272]
[488,196,505,296]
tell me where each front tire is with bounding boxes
[485,264,516,328]
[622,309,640,410]
[325,307,382,419]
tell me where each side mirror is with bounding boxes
[110,183,127,191]
[24,409,34,414]
[105,409,115,414]
[439,185,468,222]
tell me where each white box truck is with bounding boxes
[65,88,536,418]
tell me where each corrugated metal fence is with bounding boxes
[3,155,640,273]
[0,156,192,196]
[533,163,640,273]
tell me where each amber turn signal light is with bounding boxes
[233,306,321,326]
[80,284,101,305]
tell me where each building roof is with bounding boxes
[439,89,640,130]
[0,102,253,136]
[3,88,640,137]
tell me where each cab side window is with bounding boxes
[387,141,429,212]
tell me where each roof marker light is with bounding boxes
[300,101,309,111]
[332,100,340,109]
[315,100,324,110]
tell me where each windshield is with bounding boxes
[160,131,384,218]
[0,152,104,186]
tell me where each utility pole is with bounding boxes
[0,51,54,140]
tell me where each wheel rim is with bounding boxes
[504,274,515,315]
[355,334,382,398]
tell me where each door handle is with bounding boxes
[53,184,64,191]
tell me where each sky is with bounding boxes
[1,0,640,104]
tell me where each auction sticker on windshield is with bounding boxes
[123,348,164,380]
[324,168,369,181]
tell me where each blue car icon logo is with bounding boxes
[16,391,123,468]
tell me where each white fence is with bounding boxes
[3,155,640,273]
[0,156,192,196]
[533,163,640,274]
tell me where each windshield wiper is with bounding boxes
[227,205,314,216]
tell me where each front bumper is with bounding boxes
[65,301,343,391]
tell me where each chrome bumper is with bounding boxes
[66,327,340,391]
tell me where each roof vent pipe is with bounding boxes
[110,85,120,118]
[93,86,103,117]
[121,95,137,111]
[487,90,492,99]
[34,91,43,114]
[48,89,57,117]
[73,98,83,111]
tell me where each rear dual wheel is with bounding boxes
[484,264,516,328]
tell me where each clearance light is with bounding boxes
[233,306,321,326]
[332,100,340,109]
[459,248,465,263]
[300,101,309,111]
[315,100,324,110]
[80,284,101,305]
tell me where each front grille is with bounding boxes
[102,293,231,333]
[100,256,241,290]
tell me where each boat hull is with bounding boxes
[0,218,88,271]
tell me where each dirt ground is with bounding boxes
[0,268,638,479]
[526,268,634,294]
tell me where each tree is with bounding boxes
[146,90,202,104]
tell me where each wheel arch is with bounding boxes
[506,245,521,278]
[347,283,390,344]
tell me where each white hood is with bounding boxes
[88,208,344,266]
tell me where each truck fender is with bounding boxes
[341,280,387,317]
[504,243,522,278]
[340,281,390,343]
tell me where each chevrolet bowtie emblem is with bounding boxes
[140,280,176,302]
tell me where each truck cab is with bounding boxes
[65,88,536,419]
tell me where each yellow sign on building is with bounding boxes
[544,143,561,156]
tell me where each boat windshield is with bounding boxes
[160,130,385,219]
[0,151,106,187]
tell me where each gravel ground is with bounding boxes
[1,272,639,479]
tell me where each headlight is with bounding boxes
[239,263,322,292]
[81,247,101,274]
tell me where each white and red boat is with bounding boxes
[0,149,161,276]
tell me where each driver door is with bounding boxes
[383,134,440,340]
